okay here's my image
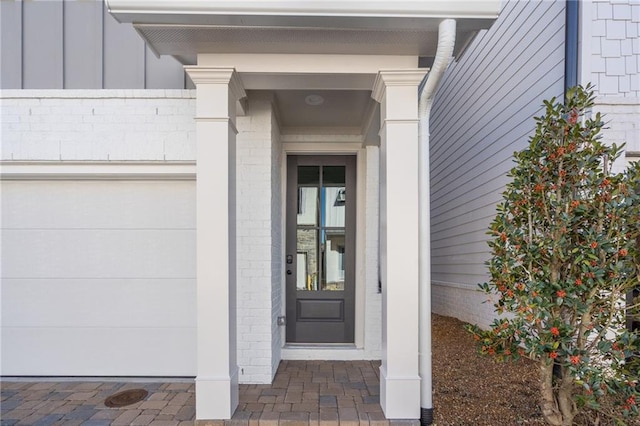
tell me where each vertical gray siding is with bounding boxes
[22,0,64,89]
[1,0,185,90]
[0,1,23,89]
[103,5,145,89]
[430,0,565,289]
[145,47,188,90]
[64,0,103,89]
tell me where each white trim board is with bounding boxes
[0,161,196,181]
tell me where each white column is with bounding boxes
[184,66,246,420]
[372,70,427,419]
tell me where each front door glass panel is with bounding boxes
[296,165,345,292]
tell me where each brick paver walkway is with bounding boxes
[1,361,420,425]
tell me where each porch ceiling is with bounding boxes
[273,89,372,130]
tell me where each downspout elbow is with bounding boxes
[420,19,457,117]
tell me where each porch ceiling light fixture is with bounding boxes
[304,94,324,106]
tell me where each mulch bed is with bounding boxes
[432,314,638,426]
[433,314,547,425]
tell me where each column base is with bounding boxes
[380,365,421,419]
[195,368,239,420]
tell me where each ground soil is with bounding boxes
[432,314,546,425]
[431,314,638,426]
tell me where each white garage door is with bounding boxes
[1,180,196,376]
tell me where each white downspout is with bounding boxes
[418,18,456,426]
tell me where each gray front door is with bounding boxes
[286,155,356,343]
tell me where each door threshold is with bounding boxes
[281,344,369,361]
[284,343,356,349]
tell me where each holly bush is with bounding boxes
[467,85,640,425]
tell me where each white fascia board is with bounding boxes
[106,0,501,23]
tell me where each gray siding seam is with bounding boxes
[62,0,65,88]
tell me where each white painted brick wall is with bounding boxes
[364,146,382,358]
[431,283,496,330]
[236,93,280,384]
[270,104,283,378]
[0,90,196,161]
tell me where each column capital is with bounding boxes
[371,69,428,103]
[184,66,246,101]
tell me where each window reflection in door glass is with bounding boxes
[322,187,345,227]
[297,187,318,226]
[321,229,346,291]
[296,229,318,290]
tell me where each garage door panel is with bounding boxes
[2,229,195,278]
[1,327,196,376]
[1,181,195,229]
[1,180,197,376]
[1,278,195,328]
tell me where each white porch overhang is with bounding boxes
[107,1,499,64]
[105,1,500,423]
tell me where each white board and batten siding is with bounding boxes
[0,0,186,90]
[430,0,566,328]
[1,180,197,376]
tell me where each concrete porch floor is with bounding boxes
[1,360,421,425]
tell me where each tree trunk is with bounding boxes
[557,370,576,426]
[540,361,563,426]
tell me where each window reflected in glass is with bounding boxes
[322,186,345,227]
[296,229,318,290]
[297,187,318,226]
[321,229,346,291]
